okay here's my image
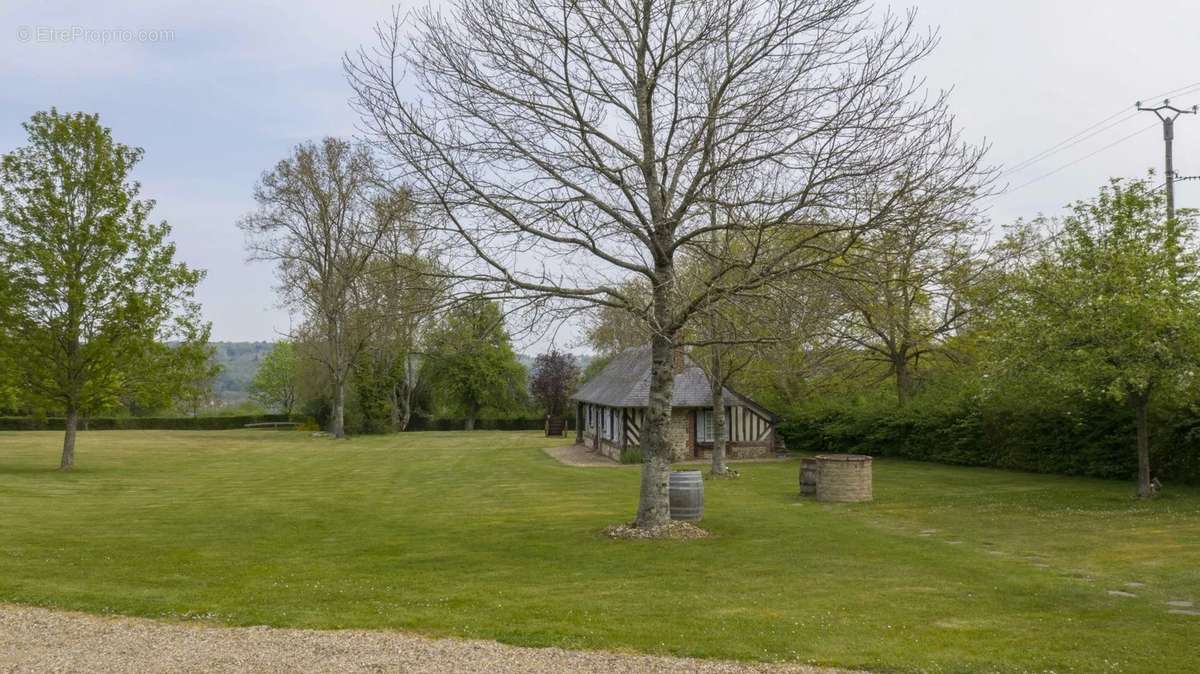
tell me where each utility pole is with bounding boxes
[1137,99,1197,225]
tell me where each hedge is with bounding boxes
[778,396,1200,485]
[0,414,564,433]
[404,416,554,431]
[0,414,293,431]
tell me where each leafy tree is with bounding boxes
[0,110,208,468]
[239,138,407,438]
[582,280,652,358]
[824,180,1007,406]
[114,329,219,416]
[249,341,298,415]
[988,177,1200,497]
[174,349,221,417]
[0,268,19,412]
[579,354,613,384]
[422,299,527,430]
[354,249,444,432]
[530,350,580,419]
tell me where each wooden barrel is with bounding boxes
[669,470,704,521]
[815,454,873,503]
[799,457,819,496]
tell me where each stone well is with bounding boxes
[814,454,873,503]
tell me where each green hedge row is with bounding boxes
[405,417,554,431]
[778,397,1200,484]
[0,415,562,433]
[0,414,293,431]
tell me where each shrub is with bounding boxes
[619,446,643,464]
[405,416,545,431]
[781,387,1200,484]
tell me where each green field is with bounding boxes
[1,430,1197,672]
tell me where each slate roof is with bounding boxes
[572,346,774,417]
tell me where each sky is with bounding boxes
[2,0,1199,350]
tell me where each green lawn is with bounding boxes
[1,430,1198,672]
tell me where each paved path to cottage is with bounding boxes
[0,604,855,674]
[544,444,627,466]
[544,444,792,468]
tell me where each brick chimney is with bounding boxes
[672,345,687,373]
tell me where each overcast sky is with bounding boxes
[3,0,1199,350]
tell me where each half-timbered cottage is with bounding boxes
[572,346,780,462]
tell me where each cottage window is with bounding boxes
[696,408,730,443]
[602,408,619,441]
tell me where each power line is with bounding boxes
[1001,81,1200,177]
[1144,80,1200,102]
[999,111,1139,177]
[997,122,1159,197]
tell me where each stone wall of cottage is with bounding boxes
[667,408,692,461]
[598,436,621,461]
[581,407,623,461]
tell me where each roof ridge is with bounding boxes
[572,343,768,410]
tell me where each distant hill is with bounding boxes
[210,341,276,402]
[517,352,593,373]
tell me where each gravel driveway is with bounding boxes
[0,604,854,673]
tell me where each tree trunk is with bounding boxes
[465,402,479,431]
[635,330,675,529]
[710,344,728,476]
[1133,391,1152,498]
[388,385,402,433]
[894,355,913,406]
[60,405,78,471]
[398,383,412,432]
[331,377,346,438]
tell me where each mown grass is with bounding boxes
[0,430,1197,672]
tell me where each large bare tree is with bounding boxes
[347,0,985,529]
[240,138,406,438]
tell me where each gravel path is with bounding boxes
[0,604,855,674]
[544,444,625,466]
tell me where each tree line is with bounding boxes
[246,298,567,435]
[237,137,583,436]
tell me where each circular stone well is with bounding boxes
[814,454,873,503]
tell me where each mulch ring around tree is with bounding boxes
[604,520,710,540]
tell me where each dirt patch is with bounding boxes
[0,603,854,673]
[604,521,711,540]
